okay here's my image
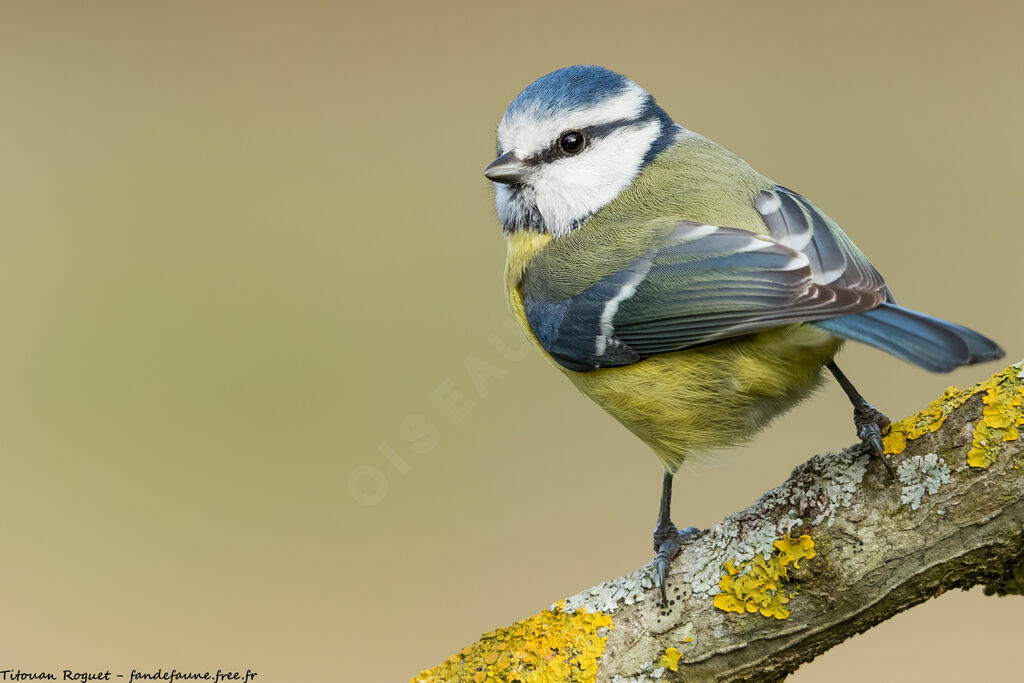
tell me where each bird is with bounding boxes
[483,65,1003,601]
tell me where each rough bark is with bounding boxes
[414,364,1024,683]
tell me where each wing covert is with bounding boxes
[755,186,894,301]
[522,221,884,372]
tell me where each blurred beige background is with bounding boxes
[1,1,1021,681]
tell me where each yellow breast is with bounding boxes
[504,230,554,359]
[502,231,841,472]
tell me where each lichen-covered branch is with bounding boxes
[414,363,1024,682]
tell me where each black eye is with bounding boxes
[558,131,586,155]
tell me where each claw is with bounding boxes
[856,408,896,480]
[875,448,897,479]
[827,362,896,480]
[857,424,883,456]
[656,537,680,603]
[651,472,703,606]
[653,526,702,603]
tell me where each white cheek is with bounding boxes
[533,120,661,236]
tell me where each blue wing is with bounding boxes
[522,221,885,372]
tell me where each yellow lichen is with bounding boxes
[882,365,1024,470]
[413,603,613,683]
[967,382,1024,468]
[712,534,816,620]
[773,533,816,569]
[657,647,682,672]
[883,385,973,455]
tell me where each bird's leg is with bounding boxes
[653,470,701,603]
[826,361,895,478]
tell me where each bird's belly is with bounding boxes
[564,325,841,472]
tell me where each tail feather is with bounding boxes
[813,303,1004,372]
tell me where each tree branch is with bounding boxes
[414,363,1024,682]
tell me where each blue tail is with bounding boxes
[813,303,1004,372]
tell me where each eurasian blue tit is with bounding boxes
[483,65,1003,600]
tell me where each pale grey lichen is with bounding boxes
[897,452,951,510]
[610,658,667,682]
[567,449,870,607]
[687,520,780,598]
[559,561,658,613]
[782,449,869,527]
[611,625,693,682]
[684,448,868,599]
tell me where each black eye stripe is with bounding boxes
[525,114,658,165]
[586,117,642,138]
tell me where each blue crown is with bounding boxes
[506,65,635,118]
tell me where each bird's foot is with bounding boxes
[854,402,895,478]
[653,523,702,604]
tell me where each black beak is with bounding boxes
[483,151,528,185]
